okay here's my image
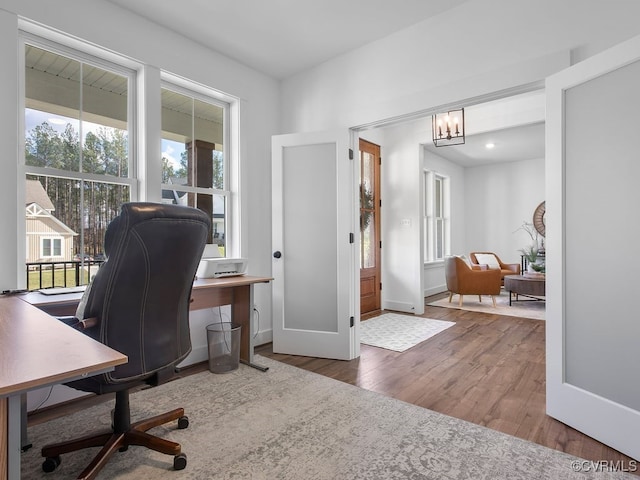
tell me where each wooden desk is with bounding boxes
[0,296,127,480]
[191,276,272,369]
[23,275,272,369]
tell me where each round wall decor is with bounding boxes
[533,201,545,237]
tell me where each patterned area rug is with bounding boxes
[22,356,632,480]
[22,356,633,480]
[428,290,545,320]
[360,313,455,352]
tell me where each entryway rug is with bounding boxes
[427,290,545,320]
[360,313,455,352]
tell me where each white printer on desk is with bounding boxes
[196,244,247,278]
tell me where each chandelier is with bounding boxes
[432,108,465,147]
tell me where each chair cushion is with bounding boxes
[457,254,472,267]
[474,253,500,269]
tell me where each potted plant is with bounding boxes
[519,245,545,273]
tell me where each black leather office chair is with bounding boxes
[41,202,210,480]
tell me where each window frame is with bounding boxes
[20,34,138,260]
[41,237,62,258]
[16,22,243,287]
[423,170,450,264]
[160,76,233,257]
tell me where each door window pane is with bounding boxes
[360,151,376,269]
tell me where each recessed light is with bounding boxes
[485,142,495,149]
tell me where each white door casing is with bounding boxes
[546,34,640,461]
[271,130,359,360]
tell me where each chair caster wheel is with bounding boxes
[177,415,189,429]
[42,455,61,473]
[174,452,187,470]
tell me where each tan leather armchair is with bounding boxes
[444,256,502,307]
[469,251,520,284]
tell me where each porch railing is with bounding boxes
[26,260,105,291]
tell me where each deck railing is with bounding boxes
[26,260,105,291]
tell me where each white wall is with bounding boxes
[279,0,640,310]
[365,121,424,314]
[281,0,640,133]
[465,158,545,264]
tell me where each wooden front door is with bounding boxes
[359,139,381,315]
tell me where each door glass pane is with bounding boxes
[361,214,375,268]
[360,150,375,268]
[564,61,640,411]
[283,143,338,332]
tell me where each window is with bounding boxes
[423,170,450,262]
[23,39,135,265]
[19,26,240,291]
[161,84,229,255]
[41,238,62,258]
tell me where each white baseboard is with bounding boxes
[253,328,272,347]
[424,284,447,297]
[382,300,416,313]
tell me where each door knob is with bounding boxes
[273,251,282,259]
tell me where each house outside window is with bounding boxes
[423,170,450,262]
[41,237,62,258]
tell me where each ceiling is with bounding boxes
[105,0,544,167]
[105,0,469,79]
[423,91,546,167]
[423,122,545,167]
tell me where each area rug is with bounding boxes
[428,290,545,320]
[22,356,632,479]
[360,313,455,352]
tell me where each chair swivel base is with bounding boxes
[41,407,189,480]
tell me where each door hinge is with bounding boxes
[379,240,382,249]
[349,232,354,243]
[379,156,381,165]
[349,148,354,160]
[350,316,354,327]
[380,282,382,291]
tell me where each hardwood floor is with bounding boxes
[257,295,638,473]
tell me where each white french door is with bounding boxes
[271,130,359,360]
[546,34,640,460]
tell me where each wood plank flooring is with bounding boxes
[258,295,639,473]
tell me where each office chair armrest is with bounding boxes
[73,317,99,330]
